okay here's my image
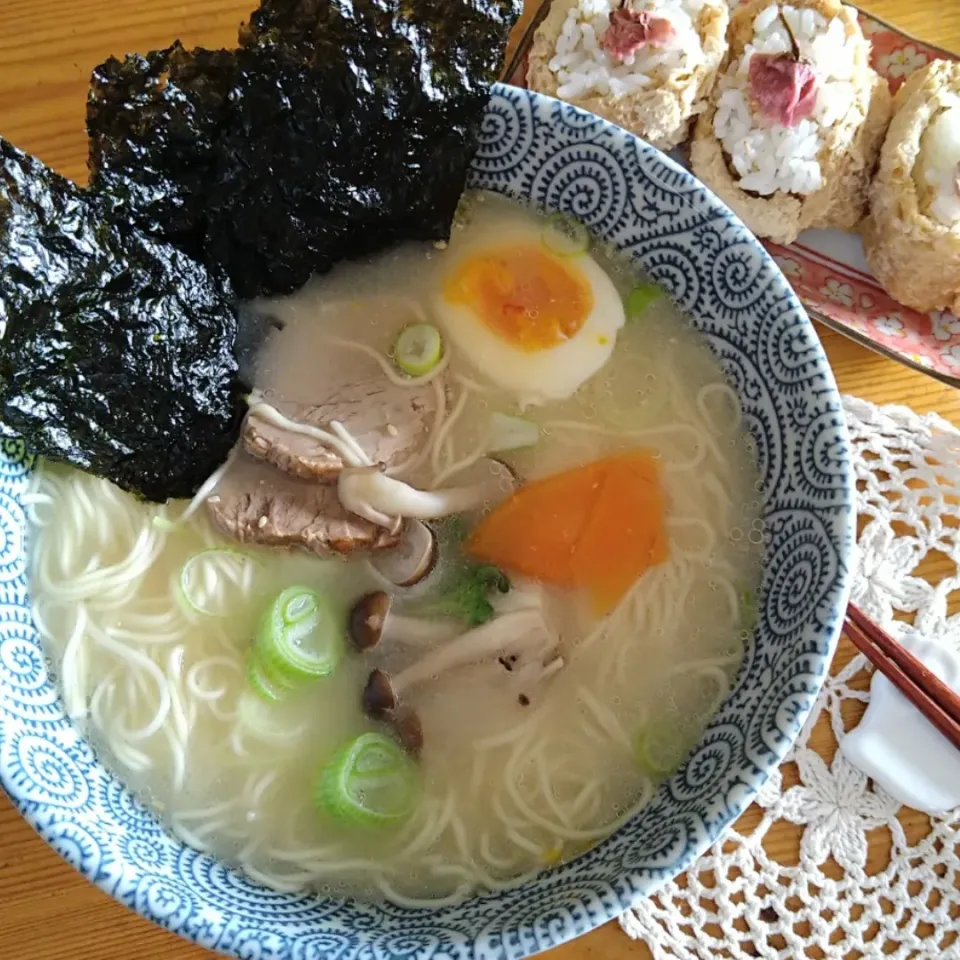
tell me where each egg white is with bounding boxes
[431,219,625,406]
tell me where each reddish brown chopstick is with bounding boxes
[845,603,960,752]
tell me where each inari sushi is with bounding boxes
[690,0,891,244]
[527,0,729,151]
[862,60,960,315]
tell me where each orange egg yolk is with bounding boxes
[442,244,594,352]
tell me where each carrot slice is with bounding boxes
[572,452,668,614]
[466,449,669,614]
[465,458,605,585]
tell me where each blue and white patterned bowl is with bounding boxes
[0,85,854,958]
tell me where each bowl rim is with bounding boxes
[0,82,855,959]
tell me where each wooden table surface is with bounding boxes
[1,1,959,957]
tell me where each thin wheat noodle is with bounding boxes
[241,863,321,893]
[375,877,473,909]
[430,386,471,476]
[164,645,190,745]
[186,656,240,702]
[501,741,606,841]
[106,623,186,646]
[697,383,743,437]
[571,779,604,821]
[431,431,490,488]
[534,748,575,829]
[164,723,188,793]
[85,623,171,741]
[236,836,261,863]
[171,818,222,852]
[323,334,451,388]
[541,419,709,472]
[504,829,546,859]
[668,515,718,559]
[480,832,522,871]
[109,737,154,774]
[386,375,447,478]
[89,672,118,732]
[59,607,88,720]
[468,748,487,795]
[246,769,280,810]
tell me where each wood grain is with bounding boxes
[1,2,959,958]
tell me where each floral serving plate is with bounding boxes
[0,86,854,958]
[506,3,960,384]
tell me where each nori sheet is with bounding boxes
[87,42,239,262]
[0,137,245,502]
[86,0,522,299]
[239,0,521,98]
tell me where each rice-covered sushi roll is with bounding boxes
[527,0,729,151]
[690,0,892,244]
[862,60,960,314]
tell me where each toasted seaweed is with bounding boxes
[87,42,239,260]
[0,137,244,502]
[86,1,522,299]
[239,0,522,98]
[202,43,491,298]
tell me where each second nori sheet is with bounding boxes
[88,43,239,263]
[86,0,522,300]
[0,137,245,502]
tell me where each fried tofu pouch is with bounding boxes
[690,0,891,244]
[527,0,729,151]
[862,59,960,314]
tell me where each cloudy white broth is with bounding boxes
[28,192,763,906]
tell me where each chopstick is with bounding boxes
[845,603,960,752]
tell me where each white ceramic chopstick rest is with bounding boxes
[840,629,960,815]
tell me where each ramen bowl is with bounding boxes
[0,85,854,958]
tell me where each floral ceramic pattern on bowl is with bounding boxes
[506,3,960,383]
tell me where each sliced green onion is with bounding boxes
[393,323,443,377]
[542,212,590,257]
[314,732,420,826]
[634,719,698,777]
[251,642,301,690]
[255,586,344,682]
[236,690,304,742]
[247,654,290,703]
[487,412,539,452]
[179,548,259,618]
[625,282,663,321]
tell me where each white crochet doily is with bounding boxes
[621,395,960,959]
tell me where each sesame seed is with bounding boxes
[386,424,399,437]
[257,516,268,528]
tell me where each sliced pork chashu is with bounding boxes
[207,454,399,555]
[243,376,438,481]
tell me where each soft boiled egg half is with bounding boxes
[431,216,626,406]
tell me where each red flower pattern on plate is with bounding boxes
[508,3,959,381]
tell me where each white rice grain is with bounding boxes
[713,3,859,197]
[545,0,707,102]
